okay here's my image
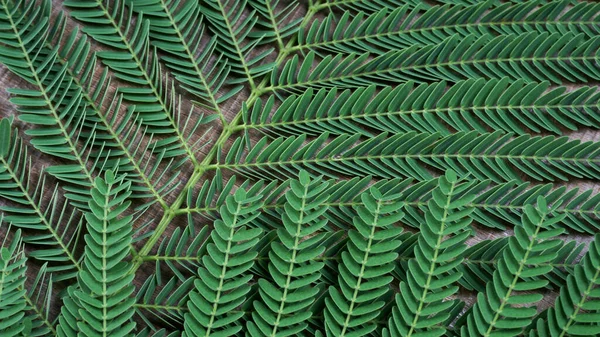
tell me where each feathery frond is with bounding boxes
[384,171,473,337]
[298,1,600,54]
[312,0,425,13]
[128,0,238,122]
[2,0,600,335]
[135,275,195,330]
[534,234,600,337]
[201,0,274,88]
[183,188,263,337]
[220,131,600,183]
[461,197,566,337]
[248,0,303,51]
[0,225,30,336]
[247,170,329,336]
[269,32,600,93]
[242,79,600,137]
[64,0,202,165]
[0,119,83,280]
[324,184,404,336]
[57,170,136,336]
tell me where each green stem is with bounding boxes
[130,1,322,269]
[263,55,600,93]
[406,182,455,337]
[231,102,599,133]
[482,214,547,337]
[287,20,599,53]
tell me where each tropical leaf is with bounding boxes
[201,0,275,87]
[460,197,566,337]
[135,275,195,330]
[183,188,263,337]
[220,131,600,183]
[324,184,404,336]
[64,0,203,165]
[384,171,474,337]
[248,0,303,50]
[312,0,426,13]
[241,78,600,137]
[128,0,239,122]
[268,32,600,93]
[298,1,600,54]
[57,170,137,337]
[247,170,329,336]
[534,234,600,337]
[0,119,83,281]
[2,0,600,335]
[0,224,30,336]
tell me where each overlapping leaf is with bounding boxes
[324,185,404,336]
[243,78,600,137]
[63,171,136,337]
[248,171,329,336]
[183,188,263,337]
[270,32,600,93]
[460,197,566,337]
[384,171,473,337]
[221,131,600,183]
[299,1,600,54]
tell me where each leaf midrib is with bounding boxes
[291,19,598,53]
[264,54,598,92]
[482,214,546,337]
[234,102,597,133]
[0,156,81,272]
[406,181,455,337]
[94,0,199,168]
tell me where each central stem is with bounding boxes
[131,1,322,272]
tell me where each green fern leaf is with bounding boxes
[533,234,600,337]
[0,120,83,280]
[461,197,566,337]
[312,0,425,13]
[298,1,599,55]
[0,0,100,198]
[135,275,195,329]
[324,185,404,336]
[0,225,30,336]
[268,32,600,93]
[201,0,274,87]
[218,131,600,183]
[128,0,239,123]
[183,188,263,337]
[247,170,329,336]
[183,173,600,234]
[56,171,136,336]
[241,79,600,137]
[64,0,202,165]
[22,263,56,337]
[75,171,136,336]
[383,171,473,337]
[248,0,303,51]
